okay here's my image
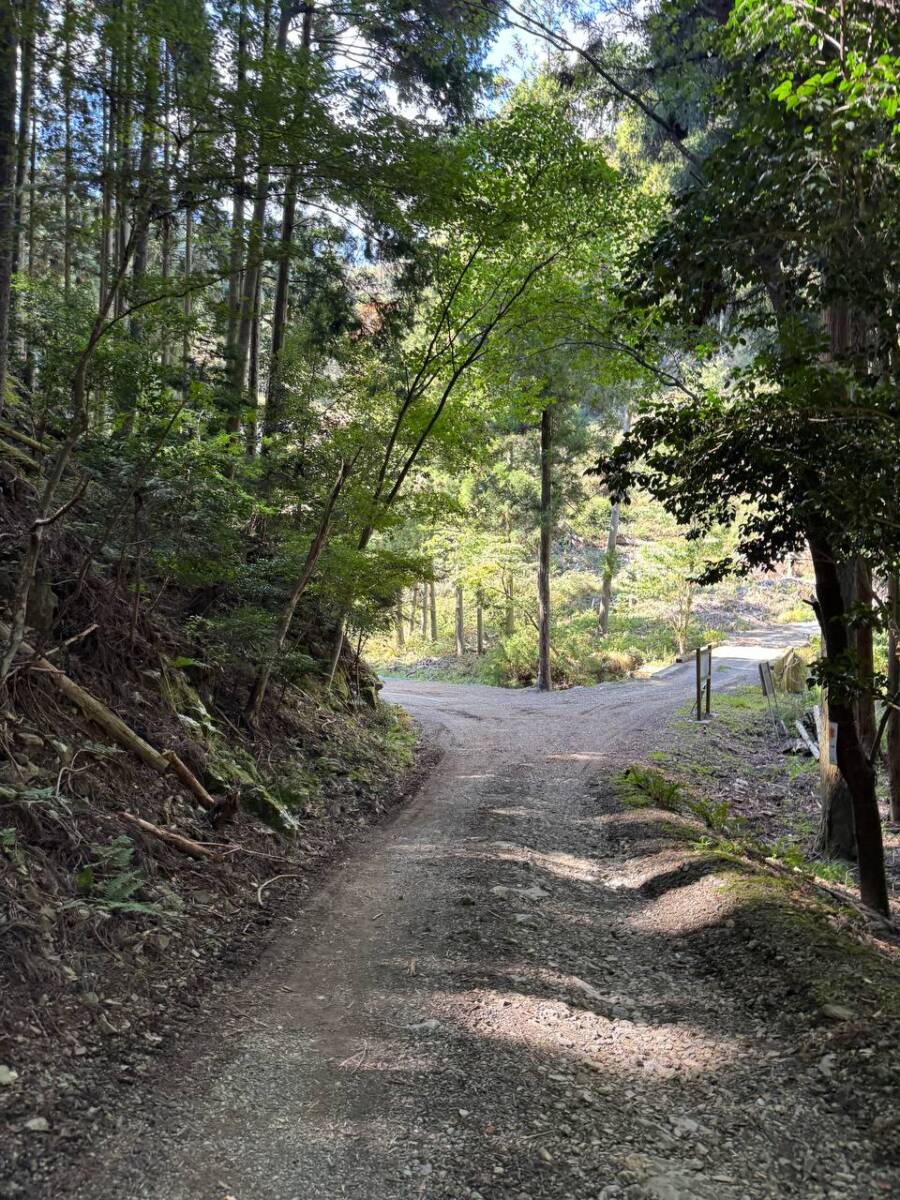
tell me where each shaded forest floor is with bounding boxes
[13,637,897,1200]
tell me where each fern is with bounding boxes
[101,869,145,904]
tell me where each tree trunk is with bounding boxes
[854,559,877,757]
[599,409,630,635]
[455,584,465,657]
[504,574,515,636]
[10,0,36,365]
[394,601,406,651]
[182,201,193,383]
[263,4,311,443]
[817,558,863,856]
[536,405,552,692]
[99,46,114,312]
[408,584,418,636]
[420,588,428,639]
[810,535,889,914]
[226,0,248,375]
[21,93,36,395]
[816,686,856,861]
[476,590,484,656]
[230,0,294,433]
[244,458,352,724]
[888,575,900,823]
[245,273,261,455]
[0,2,18,411]
[429,581,437,641]
[598,511,619,636]
[62,0,75,301]
[128,32,159,361]
[113,4,134,320]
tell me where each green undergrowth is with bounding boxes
[618,682,864,892]
[373,609,726,689]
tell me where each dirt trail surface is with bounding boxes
[62,627,892,1200]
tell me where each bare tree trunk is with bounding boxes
[476,590,484,656]
[127,31,160,392]
[159,47,172,368]
[817,685,856,860]
[182,200,193,383]
[599,408,630,635]
[455,584,465,657]
[22,93,36,395]
[394,601,406,651]
[408,584,418,636]
[676,585,693,659]
[0,2,18,411]
[264,4,313,442]
[10,0,37,367]
[245,272,261,455]
[420,588,428,639]
[99,46,114,311]
[536,405,552,692]
[113,5,134,320]
[504,574,515,636]
[888,575,900,823]
[854,559,877,757]
[229,0,289,433]
[245,458,352,723]
[62,0,75,301]
[810,534,888,914]
[226,0,248,371]
[816,559,861,857]
[429,581,437,641]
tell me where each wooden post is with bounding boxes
[455,584,465,657]
[695,646,702,721]
[696,644,712,720]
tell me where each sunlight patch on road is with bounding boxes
[489,841,603,882]
[436,987,749,1079]
[545,752,608,762]
[628,877,738,935]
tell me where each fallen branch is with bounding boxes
[0,439,40,473]
[121,812,222,860]
[0,421,52,454]
[257,873,303,906]
[33,622,99,662]
[0,619,215,811]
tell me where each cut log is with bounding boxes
[795,719,820,760]
[121,812,221,860]
[0,438,40,472]
[0,620,215,810]
[0,421,51,454]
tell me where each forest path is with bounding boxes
[71,625,887,1200]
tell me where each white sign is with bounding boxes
[828,722,839,766]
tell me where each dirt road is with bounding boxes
[67,629,891,1200]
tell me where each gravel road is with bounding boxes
[64,627,893,1200]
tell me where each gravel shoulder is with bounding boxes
[26,629,899,1200]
